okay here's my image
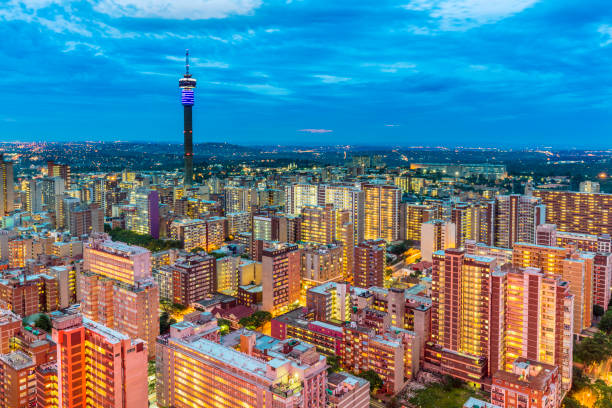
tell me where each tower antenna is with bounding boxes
[185,49,190,76]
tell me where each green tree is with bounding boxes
[599,311,612,334]
[574,332,612,366]
[34,314,52,332]
[356,370,383,392]
[160,311,176,335]
[217,319,231,335]
[327,355,341,373]
[594,305,605,319]
[562,397,584,408]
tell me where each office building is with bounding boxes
[130,188,159,238]
[321,185,364,244]
[0,155,14,216]
[47,161,71,189]
[225,186,258,213]
[405,204,437,241]
[300,244,343,302]
[301,204,335,245]
[83,238,151,285]
[285,183,320,216]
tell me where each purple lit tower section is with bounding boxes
[179,50,196,187]
[148,190,160,239]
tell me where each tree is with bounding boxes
[562,397,584,408]
[594,305,605,319]
[217,319,231,336]
[574,332,612,366]
[160,311,176,335]
[327,355,341,374]
[356,370,383,393]
[34,314,52,332]
[599,311,612,334]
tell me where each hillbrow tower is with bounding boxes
[179,49,196,186]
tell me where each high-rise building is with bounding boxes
[170,253,216,306]
[300,244,344,302]
[420,220,457,262]
[301,204,335,245]
[579,181,600,193]
[594,252,612,311]
[335,210,354,282]
[52,313,148,408]
[0,154,14,216]
[322,185,364,244]
[47,161,71,189]
[285,183,320,216]
[157,321,327,408]
[179,50,196,187]
[362,184,400,242]
[225,186,258,213]
[0,309,21,354]
[493,194,545,248]
[533,190,612,236]
[354,239,385,288]
[405,204,437,241]
[261,243,301,316]
[35,362,58,408]
[68,204,104,237]
[25,180,42,213]
[513,242,592,334]
[0,351,36,408]
[40,177,65,226]
[81,238,159,358]
[130,188,159,238]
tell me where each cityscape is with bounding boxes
[1,1,612,408]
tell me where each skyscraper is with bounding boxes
[362,183,400,242]
[0,154,14,215]
[179,50,196,187]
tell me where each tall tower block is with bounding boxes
[179,50,196,187]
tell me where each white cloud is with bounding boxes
[598,24,612,47]
[402,0,540,30]
[363,62,417,73]
[313,75,351,84]
[92,0,262,20]
[166,55,229,69]
[298,129,333,133]
[63,41,103,56]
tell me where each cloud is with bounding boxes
[385,124,400,127]
[402,0,540,30]
[598,24,612,47]
[313,75,351,84]
[92,0,263,20]
[63,41,103,56]
[298,129,333,133]
[166,56,229,69]
[363,62,417,73]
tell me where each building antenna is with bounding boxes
[185,49,190,76]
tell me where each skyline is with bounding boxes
[1,0,612,147]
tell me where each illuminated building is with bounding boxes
[285,183,320,216]
[428,249,498,382]
[47,266,75,308]
[353,240,384,288]
[170,219,207,251]
[179,50,196,187]
[326,372,370,408]
[47,161,71,189]
[253,215,273,241]
[321,185,364,244]
[0,309,21,354]
[362,183,400,242]
[502,266,573,391]
[300,244,344,302]
[36,362,58,408]
[405,203,437,241]
[40,177,65,226]
[300,204,335,245]
[342,320,420,394]
[306,281,351,322]
[536,224,558,247]
[512,242,592,334]
[170,253,216,306]
[334,211,354,282]
[261,243,301,316]
[0,275,41,316]
[130,188,159,238]
[0,351,36,408]
[67,204,103,237]
[465,240,513,266]
[25,180,42,213]
[0,154,14,216]
[80,238,159,358]
[157,320,327,408]
[493,194,545,248]
[52,313,148,408]
[83,238,151,286]
[420,220,456,262]
[216,255,241,295]
[593,253,612,311]
[579,180,600,193]
[225,186,258,213]
[226,211,251,236]
[533,190,612,236]
[491,358,561,408]
[204,217,226,251]
[464,398,501,408]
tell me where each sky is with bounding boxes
[1,0,612,147]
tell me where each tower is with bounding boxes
[179,50,196,187]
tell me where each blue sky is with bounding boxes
[1,0,612,147]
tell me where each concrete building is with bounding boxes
[362,184,400,242]
[171,253,216,306]
[420,220,457,262]
[491,359,561,408]
[353,240,384,289]
[0,351,36,408]
[493,194,545,248]
[262,243,301,316]
[52,313,148,408]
